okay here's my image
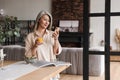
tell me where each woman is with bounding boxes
[25,10,62,80]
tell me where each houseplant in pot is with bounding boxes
[0,15,20,68]
[0,15,20,45]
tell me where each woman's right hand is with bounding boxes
[32,37,43,57]
[34,37,43,47]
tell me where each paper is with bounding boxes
[32,60,71,67]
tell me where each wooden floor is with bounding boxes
[2,61,120,80]
[60,73,104,80]
[110,56,120,61]
[60,62,120,80]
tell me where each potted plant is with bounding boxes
[0,15,20,44]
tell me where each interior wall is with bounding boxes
[90,17,105,47]
[0,0,120,50]
[111,0,120,50]
[0,0,51,20]
[90,0,120,50]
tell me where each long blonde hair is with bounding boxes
[34,10,52,31]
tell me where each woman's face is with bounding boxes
[38,14,50,29]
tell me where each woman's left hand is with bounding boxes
[52,27,60,40]
[52,31,59,40]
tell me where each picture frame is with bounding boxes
[59,20,79,32]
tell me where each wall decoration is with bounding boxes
[59,20,79,32]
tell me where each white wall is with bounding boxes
[0,0,120,50]
[90,0,120,50]
[111,17,120,50]
[90,17,105,47]
[0,0,51,20]
[111,0,120,50]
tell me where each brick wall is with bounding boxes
[52,0,83,32]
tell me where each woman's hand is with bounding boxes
[32,37,43,57]
[52,27,60,40]
[34,37,43,47]
[52,27,60,54]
